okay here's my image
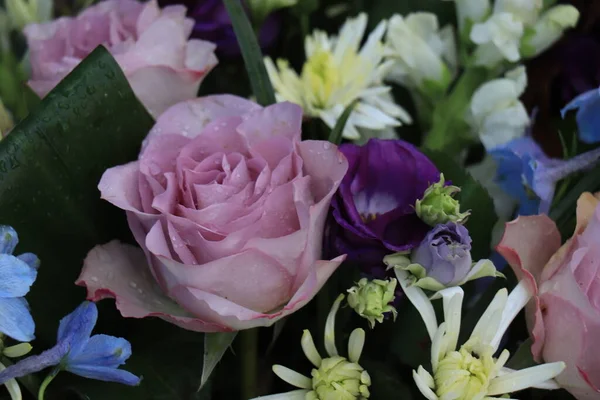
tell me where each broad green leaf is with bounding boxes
[423,150,498,260]
[506,338,536,370]
[222,0,276,106]
[327,99,357,145]
[0,45,154,343]
[200,332,238,391]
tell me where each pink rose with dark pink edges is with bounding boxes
[24,0,217,117]
[497,192,600,400]
[77,95,348,332]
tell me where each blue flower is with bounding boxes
[0,226,39,342]
[562,87,600,144]
[0,302,140,386]
[491,137,600,215]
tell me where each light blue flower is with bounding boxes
[562,87,600,144]
[0,302,140,387]
[0,225,39,342]
[491,137,600,215]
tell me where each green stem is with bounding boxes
[241,329,259,399]
[422,68,490,153]
[38,367,60,400]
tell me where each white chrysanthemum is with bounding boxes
[264,13,411,141]
[384,12,457,98]
[468,65,529,150]
[252,295,371,400]
[394,268,566,400]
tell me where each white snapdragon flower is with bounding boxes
[385,12,457,98]
[522,5,580,58]
[253,294,371,400]
[468,66,529,150]
[264,13,411,141]
[470,12,524,67]
[493,0,543,25]
[394,268,566,400]
[442,0,491,32]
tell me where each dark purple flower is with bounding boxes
[329,139,440,270]
[412,223,472,286]
[157,0,281,57]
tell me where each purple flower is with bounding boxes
[330,139,440,269]
[157,0,281,57]
[491,137,600,215]
[0,302,140,387]
[412,223,472,287]
[561,86,600,144]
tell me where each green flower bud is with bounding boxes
[310,355,371,400]
[415,174,470,226]
[347,278,397,328]
[3,343,32,358]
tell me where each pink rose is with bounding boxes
[497,192,600,400]
[24,0,217,117]
[77,95,348,332]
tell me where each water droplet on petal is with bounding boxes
[323,142,331,150]
[90,276,99,282]
[129,281,138,289]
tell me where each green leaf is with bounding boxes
[327,99,357,145]
[200,332,238,391]
[222,0,276,106]
[0,45,154,343]
[506,338,536,370]
[423,150,498,260]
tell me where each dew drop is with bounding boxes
[90,276,99,282]
[129,281,138,289]
[323,142,331,150]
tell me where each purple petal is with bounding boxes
[561,87,600,144]
[0,343,66,384]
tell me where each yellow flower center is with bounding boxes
[301,50,339,109]
[310,356,371,399]
[434,346,494,400]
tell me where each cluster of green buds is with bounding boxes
[415,174,470,226]
[347,278,397,328]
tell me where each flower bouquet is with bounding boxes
[0,0,599,399]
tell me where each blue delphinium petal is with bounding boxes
[67,334,131,368]
[16,253,40,270]
[0,226,18,255]
[0,254,37,298]
[562,87,600,144]
[57,301,97,356]
[0,344,66,384]
[0,297,35,342]
[65,365,141,386]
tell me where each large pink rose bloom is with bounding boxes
[24,0,217,117]
[497,192,600,400]
[77,96,348,332]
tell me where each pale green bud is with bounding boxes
[248,0,297,26]
[347,278,397,329]
[3,343,32,358]
[310,355,371,399]
[415,174,470,226]
[5,0,53,30]
[521,5,579,58]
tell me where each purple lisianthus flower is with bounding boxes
[158,0,281,57]
[491,137,600,215]
[330,139,440,271]
[412,223,472,287]
[0,302,140,386]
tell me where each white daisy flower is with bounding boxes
[264,13,411,141]
[252,294,371,400]
[394,268,566,400]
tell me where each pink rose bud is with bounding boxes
[497,192,600,400]
[77,96,348,332]
[24,0,218,117]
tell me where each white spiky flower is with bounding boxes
[394,268,566,400]
[252,294,371,400]
[264,13,411,141]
